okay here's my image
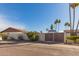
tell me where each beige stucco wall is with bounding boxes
[2,32,29,40]
[39,33,45,41]
[77,33,79,36]
[64,32,70,42]
[0,37,2,40]
[64,32,79,43]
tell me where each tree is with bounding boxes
[54,19,57,31]
[50,24,55,30]
[27,32,39,41]
[65,3,79,44]
[50,24,53,30]
[69,3,79,36]
[64,22,70,29]
[70,3,79,35]
[54,19,61,32]
[64,22,70,44]
[69,4,72,35]
[75,20,79,35]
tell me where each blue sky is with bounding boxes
[0,3,79,32]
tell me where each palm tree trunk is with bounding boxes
[55,24,57,32]
[69,4,72,35]
[73,8,75,31]
[72,8,75,36]
[75,20,79,35]
[58,24,59,32]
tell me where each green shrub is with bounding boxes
[67,36,79,40]
[66,36,79,43]
[27,32,39,41]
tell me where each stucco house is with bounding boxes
[0,27,28,41]
[0,27,78,43]
[64,30,79,43]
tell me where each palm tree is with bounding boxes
[65,3,79,44]
[69,3,79,35]
[50,24,53,30]
[69,4,72,35]
[64,22,71,44]
[64,22,70,30]
[70,4,75,30]
[54,19,57,31]
[54,19,61,32]
[71,4,79,28]
[75,20,79,35]
[58,19,61,32]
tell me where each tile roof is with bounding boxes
[64,30,79,33]
[1,27,23,33]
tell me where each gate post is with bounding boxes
[53,32,55,42]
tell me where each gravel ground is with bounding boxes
[0,43,79,56]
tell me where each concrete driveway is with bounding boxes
[0,43,79,56]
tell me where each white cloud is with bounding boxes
[0,15,26,31]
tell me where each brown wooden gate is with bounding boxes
[54,33,64,42]
[45,33,54,41]
[45,33,64,43]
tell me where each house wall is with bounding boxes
[0,37,2,40]
[45,33,54,41]
[44,33,64,42]
[38,33,45,41]
[2,32,29,40]
[54,33,64,42]
[38,33,64,43]
[39,32,79,43]
[64,32,79,43]
[64,32,70,43]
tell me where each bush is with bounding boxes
[67,36,79,40]
[27,32,39,41]
[66,36,79,43]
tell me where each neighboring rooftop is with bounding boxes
[64,30,79,33]
[48,29,56,33]
[1,27,24,33]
